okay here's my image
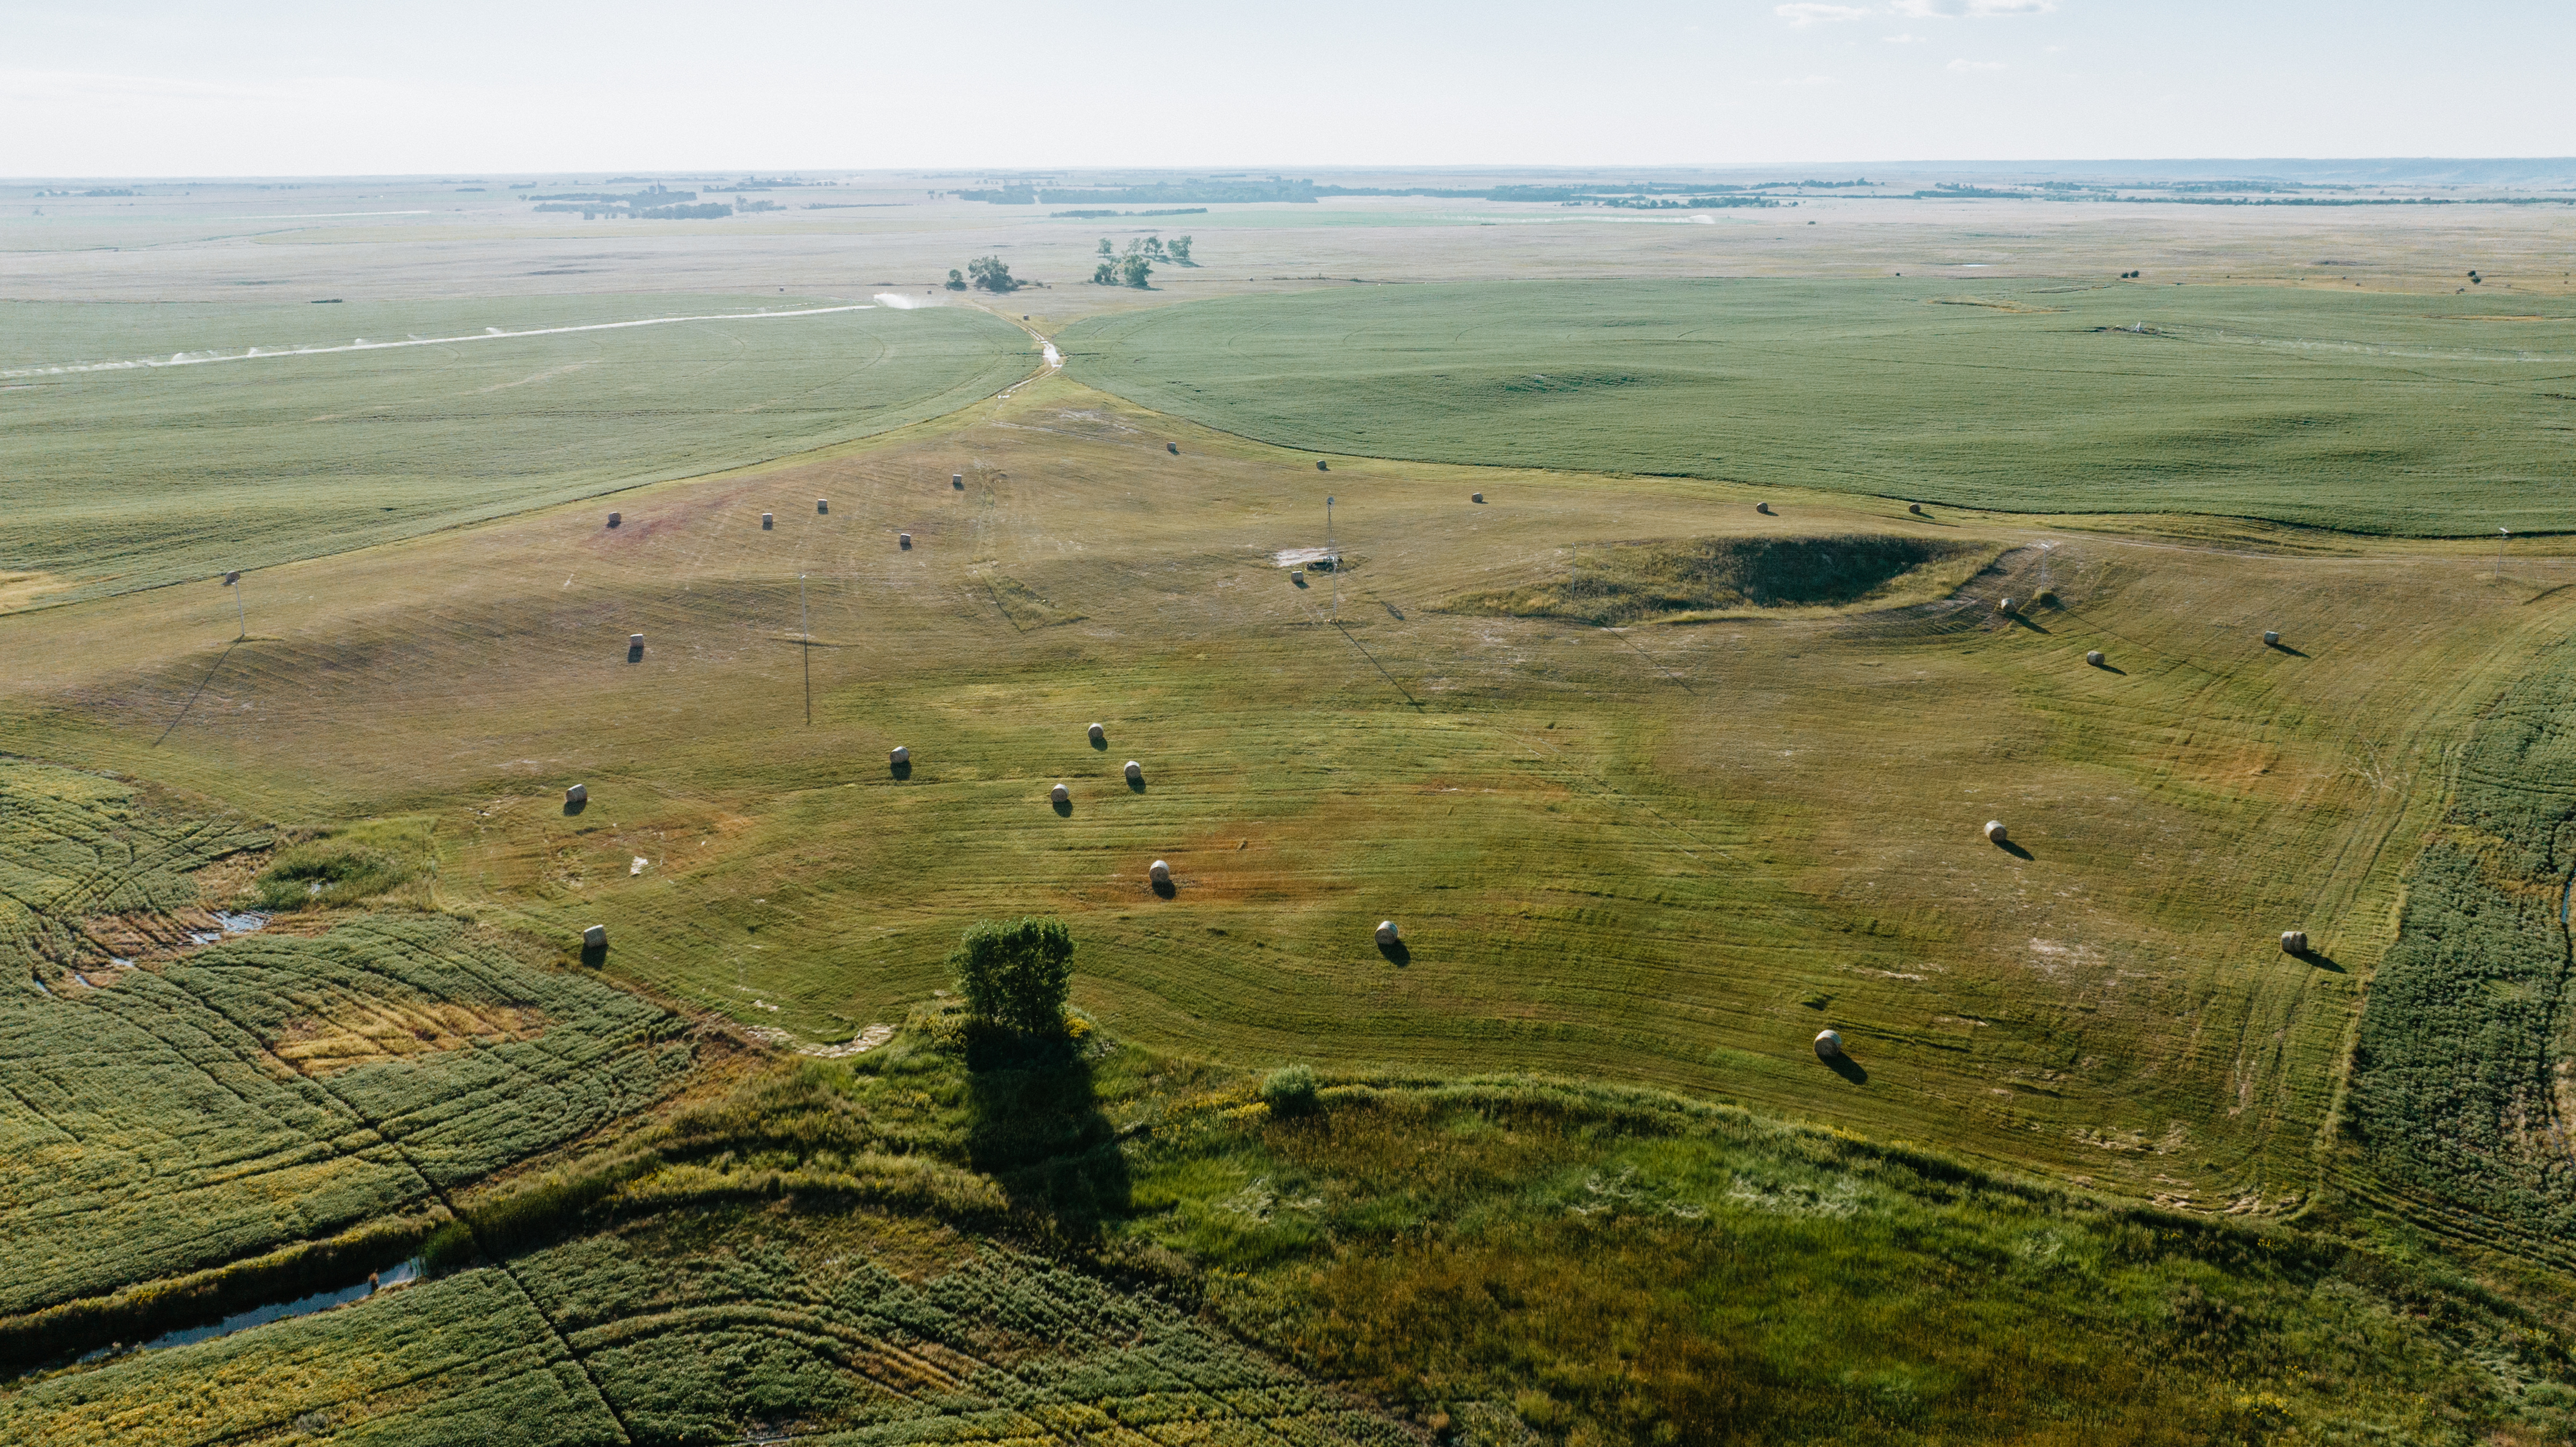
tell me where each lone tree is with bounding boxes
[967,255,1022,292]
[944,268,967,290]
[951,916,1075,1035]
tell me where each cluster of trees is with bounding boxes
[945,256,1026,291]
[1089,235,1193,288]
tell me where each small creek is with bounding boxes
[77,1259,421,1364]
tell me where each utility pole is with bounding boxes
[1326,495,1339,622]
[222,570,245,639]
[2498,528,2510,582]
[798,573,812,726]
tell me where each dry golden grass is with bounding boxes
[5,370,2570,1212]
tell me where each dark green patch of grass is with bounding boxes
[1449,534,1986,625]
[250,837,410,910]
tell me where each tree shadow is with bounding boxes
[1995,839,2033,860]
[891,759,912,781]
[1823,1053,1870,1085]
[1377,938,1410,967]
[965,1033,1130,1236]
[1052,798,1072,817]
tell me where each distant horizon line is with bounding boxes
[11,157,2576,184]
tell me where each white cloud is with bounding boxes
[1776,3,1872,25]
[1882,32,1929,42]
[1778,74,1839,86]
[1892,0,2057,16]
[1947,57,2009,71]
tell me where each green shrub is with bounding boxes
[1259,1064,1320,1113]
[251,837,408,909]
[950,917,1075,1036]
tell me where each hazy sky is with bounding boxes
[6,1,2571,176]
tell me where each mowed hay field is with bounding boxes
[7,373,2569,1214]
[1063,278,2576,535]
[0,295,1032,606]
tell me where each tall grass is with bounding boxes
[2349,638,2576,1241]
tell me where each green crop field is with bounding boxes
[9,192,2576,1441]
[0,295,1033,607]
[1063,279,2576,536]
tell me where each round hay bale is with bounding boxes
[2086,649,2105,667]
[899,532,913,550]
[1124,759,1143,783]
[889,746,910,766]
[1149,859,1171,884]
[761,512,773,529]
[2281,929,2309,955]
[1375,919,1399,946]
[582,924,607,949]
[1050,783,1070,804]
[565,784,587,806]
[606,511,622,528]
[1756,501,1774,515]
[1166,442,1179,455]
[816,499,829,514]
[1814,1029,1843,1059]
[1908,502,1926,516]
[1984,820,2008,844]
[2263,630,2281,646]
[952,473,964,489]
[1088,722,1105,744]
[1316,460,1329,471]
[1472,492,1485,503]
[1998,597,2016,615]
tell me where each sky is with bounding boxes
[4,0,2572,177]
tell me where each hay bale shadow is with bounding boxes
[563,798,587,817]
[1150,878,1175,900]
[578,940,607,968]
[2008,613,2052,634]
[2293,946,2345,973]
[1126,776,1147,794]
[1824,1053,1869,1085]
[890,760,912,781]
[2091,660,2127,675]
[2266,640,2310,657]
[1994,838,2033,860]
[1052,798,1072,817]
[626,642,644,663]
[1377,938,1410,967]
